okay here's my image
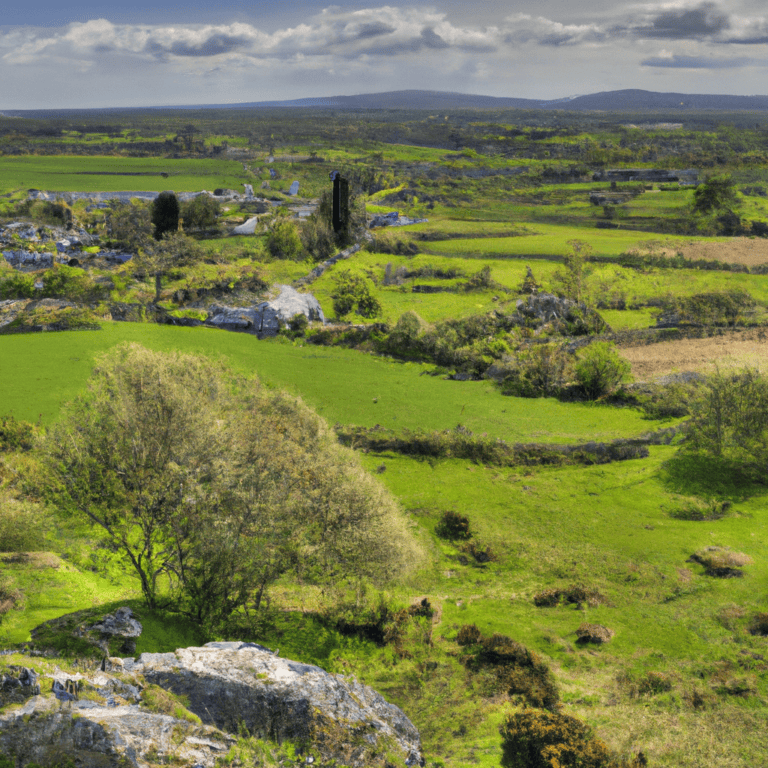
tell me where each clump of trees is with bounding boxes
[685,366,768,477]
[43,344,422,631]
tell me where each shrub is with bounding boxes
[266,219,304,260]
[300,215,335,262]
[0,491,46,552]
[331,269,382,319]
[685,367,768,475]
[574,341,632,400]
[689,546,752,577]
[41,264,105,302]
[660,290,756,327]
[456,624,482,646]
[0,415,36,452]
[576,624,614,644]
[0,266,35,299]
[748,613,768,636]
[533,585,606,608]
[500,708,612,768]
[636,671,673,696]
[501,343,571,398]
[435,510,471,541]
[463,630,560,710]
[459,540,496,564]
[667,498,731,521]
[180,194,220,232]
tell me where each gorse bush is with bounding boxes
[574,341,632,400]
[457,626,560,710]
[533,584,606,608]
[435,511,471,541]
[500,708,647,768]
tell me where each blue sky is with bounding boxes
[2,1,768,109]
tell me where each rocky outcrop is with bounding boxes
[514,292,608,335]
[206,285,325,337]
[0,640,423,768]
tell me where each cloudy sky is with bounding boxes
[2,1,768,109]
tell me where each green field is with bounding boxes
[0,155,249,194]
[0,323,663,444]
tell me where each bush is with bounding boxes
[689,546,752,577]
[331,269,382,319]
[41,264,105,302]
[435,510,471,541]
[461,629,560,710]
[0,415,36,451]
[459,540,496,564]
[533,584,606,608]
[0,491,46,552]
[500,708,612,768]
[639,379,704,419]
[456,623,482,646]
[574,341,632,400]
[666,498,731,521]
[636,671,673,696]
[501,344,572,398]
[300,215,336,262]
[266,219,304,260]
[0,266,35,299]
[748,613,768,636]
[660,290,756,327]
[180,194,220,232]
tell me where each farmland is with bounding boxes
[1,106,768,767]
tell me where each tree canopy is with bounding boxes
[43,344,422,628]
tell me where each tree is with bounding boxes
[104,200,152,252]
[331,269,382,319]
[152,191,180,241]
[181,194,220,232]
[554,239,592,304]
[43,344,420,626]
[686,367,768,469]
[265,218,304,260]
[133,232,206,303]
[574,341,632,399]
[693,174,739,214]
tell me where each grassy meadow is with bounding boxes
[2,109,768,767]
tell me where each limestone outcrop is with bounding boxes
[0,639,423,768]
[206,284,325,337]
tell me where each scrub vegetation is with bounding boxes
[2,105,768,767]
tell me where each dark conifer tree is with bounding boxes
[152,191,180,241]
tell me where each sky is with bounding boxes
[2,1,768,109]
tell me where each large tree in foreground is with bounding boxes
[44,344,421,627]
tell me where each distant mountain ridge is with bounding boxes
[6,89,768,116]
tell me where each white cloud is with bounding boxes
[2,3,768,108]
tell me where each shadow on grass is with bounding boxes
[659,451,765,501]
[22,598,207,657]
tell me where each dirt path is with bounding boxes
[620,328,768,380]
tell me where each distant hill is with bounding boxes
[6,88,768,116]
